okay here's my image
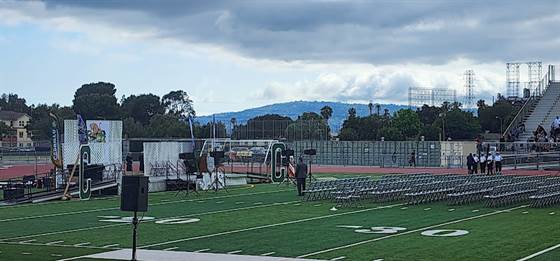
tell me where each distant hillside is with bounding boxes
[195,101,411,133]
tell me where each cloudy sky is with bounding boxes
[0,0,559,115]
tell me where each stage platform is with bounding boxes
[75,249,321,261]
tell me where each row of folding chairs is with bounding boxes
[448,180,502,205]
[405,180,462,205]
[530,183,560,207]
[303,177,371,201]
[484,181,540,207]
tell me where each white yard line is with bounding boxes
[73,242,90,247]
[516,243,560,261]
[0,200,299,242]
[330,256,346,260]
[163,247,178,251]
[298,205,527,258]
[102,244,120,248]
[140,203,404,248]
[0,189,291,223]
[261,252,276,256]
[194,248,210,253]
[45,240,64,245]
[227,250,243,254]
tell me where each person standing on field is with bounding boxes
[295,157,308,196]
[480,153,487,174]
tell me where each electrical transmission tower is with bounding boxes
[464,69,475,108]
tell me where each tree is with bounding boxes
[379,126,404,141]
[286,113,330,141]
[368,102,374,116]
[320,106,333,122]
[121,94,165,125]
[416,105,441,126]
[0,121,11,137]
[348,107,357,119]
[0,93,30,113]
[375,104,381,116]
[234,114,292,139]
[392,109,422,140]
[146,114,189,138]
[123,117,147,138]
[72,82,120,119]
[162,90,195,119]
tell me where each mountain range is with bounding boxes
[195,101,411,133]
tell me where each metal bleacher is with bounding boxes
[303,173,560,208]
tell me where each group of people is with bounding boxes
[466,152,503,175]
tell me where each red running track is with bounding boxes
[2,163,560,180]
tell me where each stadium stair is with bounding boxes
[517,82,560,141]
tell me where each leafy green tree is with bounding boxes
[0,121,11,138]
[338,127,359,141]
[121,94,165,125]
[72,82,120,119]
[392,109,422,140]
[146,114,189,138]
[162,90,195,119]
[234,114,292,139]
[123,117,147,138]
[379,126,404,141]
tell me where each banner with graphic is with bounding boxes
[87,121,108,143]
[49,113,63,168]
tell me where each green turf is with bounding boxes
[0,175,559,261]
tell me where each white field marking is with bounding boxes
[140,203,404,248]
[0,200,299,242]
[73,242,90,247]
[216,201,224,204]
[51,254,63,257]
[294,203,301,206]
[21,252,31,255]
[253,202,263,205]
[423,208,431,211]
[522,211,529,214]
[372,259,384,261]
[194,248,210,253]
[0,189,291,223]
[261,252,275,256]
[235,202,245,204]
[330,257,346,260]
[227,250,243,254]
[19,239,36,243]
[550,212,555,215]
[314,204,322,207]
[297,205,527,258]
[472,209,480,212]
[0,194,120,210]
[45,240,64,245]
[448,209,455,212]
[102,244,120,248]
[163,247,178,251]
[400,207,408,210]
[0,241,119,251]
[516,243,560,261]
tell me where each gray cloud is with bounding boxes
[36,0,560,65]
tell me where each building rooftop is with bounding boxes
[0,110,30,121]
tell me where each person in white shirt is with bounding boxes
[487,154,495,175]
[495,152,503,174]
[473,154,479,174]
[479,154,487,174]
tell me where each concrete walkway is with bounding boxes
[78,249,322,261]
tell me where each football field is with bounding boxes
[0,174,559,261]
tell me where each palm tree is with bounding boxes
[320,106,333,122]
[383,108,390,118]
[348,107,357,119]
[375,103,381,116]
[230,117,237,138]
[368,102,373,116]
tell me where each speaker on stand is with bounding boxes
[304,149,317,182]
[121,175,149,261]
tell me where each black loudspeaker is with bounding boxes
[179,152,195,160]
[210,151,224,159]
[121,175,149,212]
[304,149,317,156]
[283,149,294,157]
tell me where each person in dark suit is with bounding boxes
[295,157,308,196]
